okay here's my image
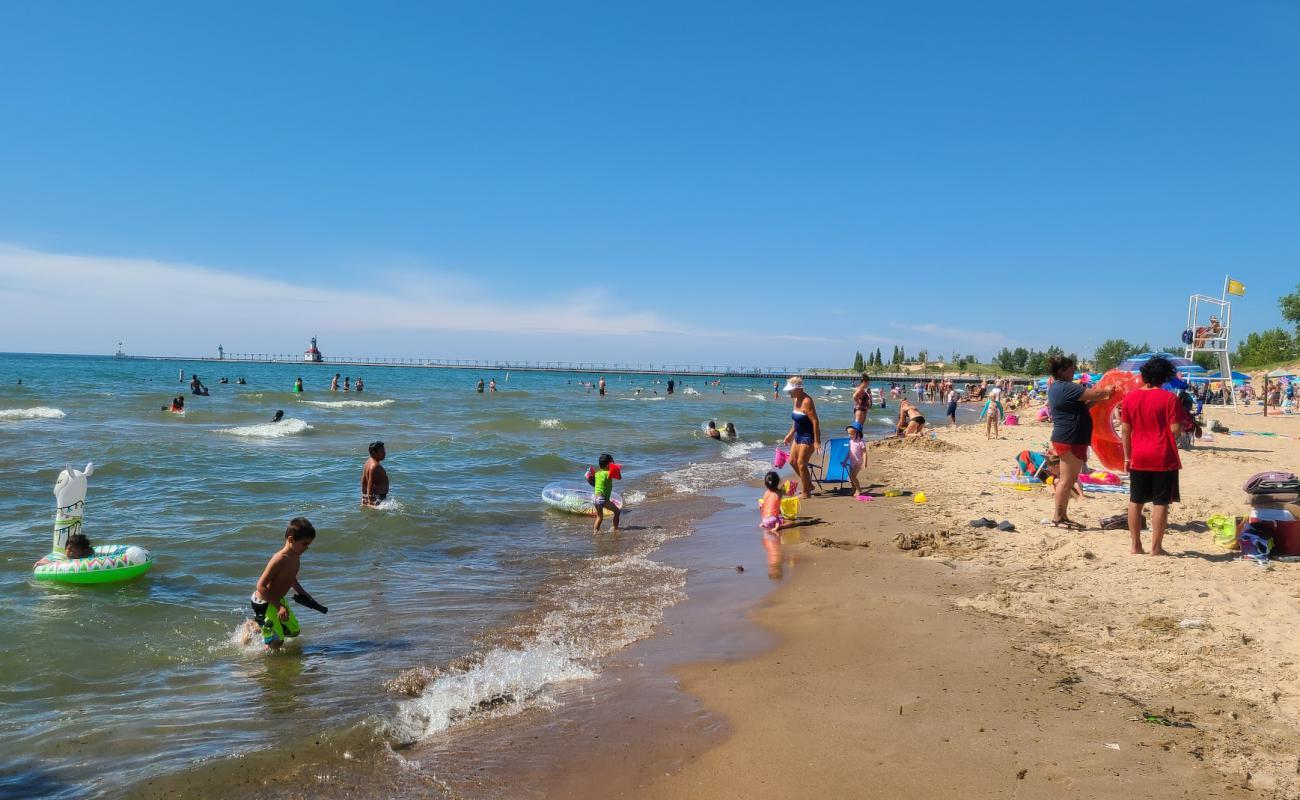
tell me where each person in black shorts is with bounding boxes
[1120,357,1183,556]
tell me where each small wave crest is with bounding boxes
[621,490,647,504]
[722,440,765,460]
[660,457,769,494]
[371,497,405,513]
[681,387,700,396]
[537,418,565,429]
[299,399,395,409]
[0,407,66,421]
[388,544,687,744]
[218,419,313,438]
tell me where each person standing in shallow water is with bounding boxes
[852,373,872,427]
[476,378,484,394]
[598,376,606,396]
[781,376,820,500]
[361,441,389,507]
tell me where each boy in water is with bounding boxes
[361,441,389,507]
[593,453,621,533]
[248,518,318,650]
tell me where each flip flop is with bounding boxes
[969,518,996,528]
[995,520,1016,532]
[1042,518,1086,531]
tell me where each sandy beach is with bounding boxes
[574,404,1299,799]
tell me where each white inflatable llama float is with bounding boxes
[33,462,153,584]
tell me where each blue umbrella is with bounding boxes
[1208,371,1250,382]
[1118,351,1194,372]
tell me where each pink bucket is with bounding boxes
[1004,414,1018,426]
[773,447,790,468]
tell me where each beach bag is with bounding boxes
[1239,526,1273,558]
[1004,414,1019,426]
[1244,472,1300,495]
[1208,514,1238,551]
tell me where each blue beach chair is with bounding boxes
[814,437,851,491]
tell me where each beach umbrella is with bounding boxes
[1209,371,1250,383]
[1179,363,1207,373]
[1117,351,1193,372]
[1267,369,1295,378]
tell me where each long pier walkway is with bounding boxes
[119,352,1030,384]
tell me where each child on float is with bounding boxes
[843,423,867,496]
[1121,357,1183,556]
[592,454,621,533]
[65,533,94,559]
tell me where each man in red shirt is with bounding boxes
[1120,357,1184,556]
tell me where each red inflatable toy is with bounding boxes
[1088,370,1142,471]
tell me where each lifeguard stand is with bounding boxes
[1184,281,1236,413]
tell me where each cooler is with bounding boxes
[1249,505,1300,556]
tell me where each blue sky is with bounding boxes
[1,1,1297,365]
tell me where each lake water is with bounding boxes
[0,354,967,798]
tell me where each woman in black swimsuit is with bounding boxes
[852,373,872,427]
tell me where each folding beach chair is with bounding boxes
[813,437,851,491]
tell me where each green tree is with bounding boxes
[1280,283,1300,332]
[1234,328,1299,367]
[1192,351,1219,371]
[852,351,864,371]
[957,356,968,371]
[874,348,882,367]
[1094,339,1137,371]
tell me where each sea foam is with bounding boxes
[0,407,66,421]
[660,457,769,494]
[299,399,395,409]
[218,419,312,438]
[388,541,686,744]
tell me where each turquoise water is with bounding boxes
[0,354,965,798]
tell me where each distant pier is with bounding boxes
[117,352,1032,384]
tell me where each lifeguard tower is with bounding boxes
[1184,278,1238,412]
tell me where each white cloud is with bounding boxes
[0,244,847,358]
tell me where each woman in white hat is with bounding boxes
[781,376,820,499]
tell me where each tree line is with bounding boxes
[851,348,982,371]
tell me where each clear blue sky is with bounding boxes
[1,1,1297,365]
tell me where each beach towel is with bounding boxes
[1244,472,1300,495]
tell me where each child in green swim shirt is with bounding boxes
[592,453,621,533]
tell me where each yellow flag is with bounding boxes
[1227,279,1246,296]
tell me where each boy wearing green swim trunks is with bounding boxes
[250,518,318,650]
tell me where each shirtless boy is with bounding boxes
[361,441,389,507]
[248,518,317,650]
